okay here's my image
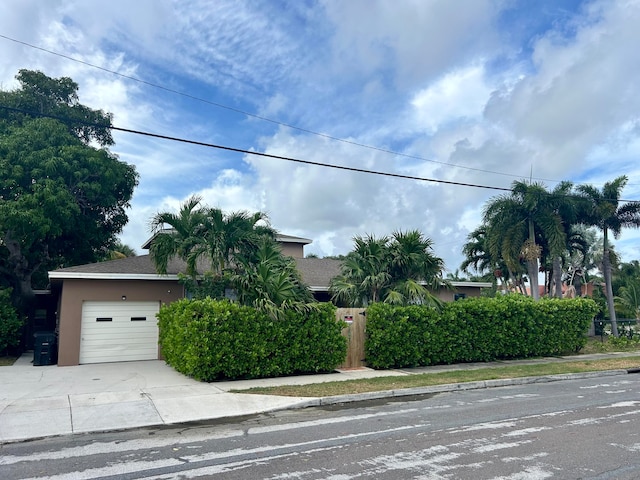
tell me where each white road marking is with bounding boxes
[472,440,533,453]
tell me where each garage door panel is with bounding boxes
[80,301,160,364]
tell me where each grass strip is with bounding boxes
[231,356,640,397]
[0,356,18,366]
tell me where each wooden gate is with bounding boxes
[336,308,367,369]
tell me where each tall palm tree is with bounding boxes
[484,181,566,300]
[577,176,640,337]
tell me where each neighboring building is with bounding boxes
[48,234,490,366]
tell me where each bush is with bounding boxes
[0,289,23,354]
[365,295,597,369]
[158,299,346,381]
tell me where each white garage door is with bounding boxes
[80,301,161,364]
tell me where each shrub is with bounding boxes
[0,289,23,354]
[158,299,346,381]
[365,295,597,369]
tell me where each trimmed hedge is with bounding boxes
[0,289,23,354]
[157,299,347,381]
[365,296,597,369]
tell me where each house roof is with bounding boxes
[140,230,311,250]
[48,255,182,280]
[49,255,491,291]
[294,258,342,291]
[49,255,340,289]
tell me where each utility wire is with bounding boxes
[0,104,511,192]
[0,33,561,184]
[3,104,639,203]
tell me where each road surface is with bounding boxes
[2,374,640,479]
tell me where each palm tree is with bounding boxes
[614,283,640,320]
[329,230,445,307]
[547,182,579,298]
[149,197,275,278]
[484,181,567,300]
[149,195,208,276]
[203,208,276,274]
[232,238,314,319]
[386,229,444,306]
[100,240,137,261]
[461,225,523,293]
[577,176,640,337]
[330,234,391,306]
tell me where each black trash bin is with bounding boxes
[33,331,57,366]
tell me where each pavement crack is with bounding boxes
[141,391,165,424]
[68,394,74,433]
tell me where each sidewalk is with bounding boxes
[1,351,639,444]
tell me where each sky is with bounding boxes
[1,0,640,275]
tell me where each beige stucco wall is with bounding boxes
[280,243,304,258]
[434,286,485,302]
[57,279,183,366]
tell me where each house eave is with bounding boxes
[450,281,493,288]
[48,272,180,281]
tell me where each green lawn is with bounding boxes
[232,337,640,397]
[0,356,18,366]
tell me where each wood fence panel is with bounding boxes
[336,308,366,369]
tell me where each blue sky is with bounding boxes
[1,0,640,273]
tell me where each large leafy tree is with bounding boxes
[330,230,445,307]
[577,176,640,337]
[0,70,138,312]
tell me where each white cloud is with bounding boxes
[3,0,640,271]
[411,64,493,134]
[322,0,497,88]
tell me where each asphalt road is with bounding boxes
[2,374,640,479]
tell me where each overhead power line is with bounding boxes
[0,104,511,192]
[0,33,560,184]
[3,105,638,203]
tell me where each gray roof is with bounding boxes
[51,255,178,275]
[140,231,311,250]
[294,258,342,290]
[50,255,340,290]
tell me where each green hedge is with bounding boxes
[0,289,23,354]
[365,296,597,369]
[157,299,347,381]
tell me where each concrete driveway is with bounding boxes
[0,354,318,443]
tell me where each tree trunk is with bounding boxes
[4,232,39,316]
[527,219,540,301]
[527,260,540,300]
[553,256,563,298]
[602,231,619,337]
[574,274,583,297]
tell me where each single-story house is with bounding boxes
[48,234,491,366]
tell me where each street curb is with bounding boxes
[311,369,630,407]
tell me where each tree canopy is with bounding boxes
[0,70,138,311]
